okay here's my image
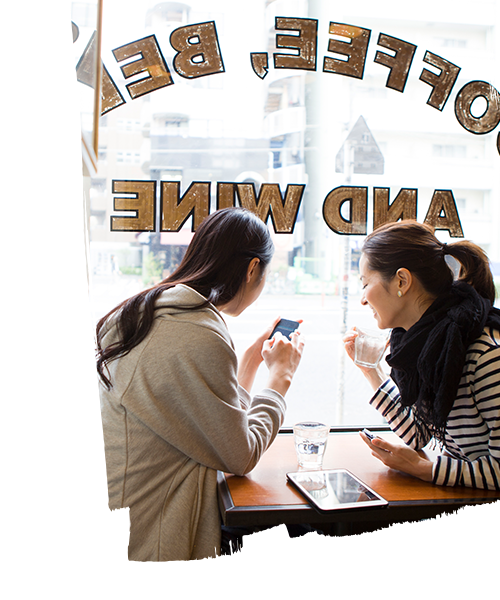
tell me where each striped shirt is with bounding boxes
[370,327,500,490]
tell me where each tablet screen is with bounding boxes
[286,469,388,513]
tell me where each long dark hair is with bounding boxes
[96,207,274,388]
[362,220,495,303]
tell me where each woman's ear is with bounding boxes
[246,257,261,283]
[395,268,412,296]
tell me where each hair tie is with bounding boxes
[444,252,461,280]
[441,242,448,255]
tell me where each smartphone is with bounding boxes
[362,429,389,452]
[269,318,300,340]
[362,428,378,442]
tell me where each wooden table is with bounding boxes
[218,432,500,533]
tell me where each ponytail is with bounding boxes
[445,241,495,304]
[363,220,495,304]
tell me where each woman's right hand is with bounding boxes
[262,331,304,397]
[343,328,358,364]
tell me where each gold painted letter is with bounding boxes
[161,182,210,231]
[374,34,416,92]
[373,188,417,230]
[274,17,318,71]
[323,23,371,79]
[170,21,224,78]
[323,186,368,234]
[455,80,500,134]
[236,183,304,233]
[419,51,460,111]
[76,32,126,114]
[111,180,156,232]
[113,35,173,100]
[424,190,464,237]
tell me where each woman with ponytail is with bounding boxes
[343,220,500,490]
[97,207,304,561]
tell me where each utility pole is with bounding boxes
[336,141,353,422]
[334,116,384,422]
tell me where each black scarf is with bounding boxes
[386,282,500,444]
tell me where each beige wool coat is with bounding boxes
[99,284,286,561]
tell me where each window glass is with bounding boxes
[77,0,500,429]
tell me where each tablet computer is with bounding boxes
[286,469,388,513]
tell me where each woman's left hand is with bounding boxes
[360,431,434,482]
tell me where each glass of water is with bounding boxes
[293,422,329,470]
[354,327,390,369]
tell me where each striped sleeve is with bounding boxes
[369,378,433,450]
[432,340,500,491]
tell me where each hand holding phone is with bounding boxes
[269,318,300,340]
[262,318,304,398]
[362,428,378,442]
[362,428,390,452]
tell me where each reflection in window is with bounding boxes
[432,144,467,159]
[145,2,190,27]
[87,1,500,429]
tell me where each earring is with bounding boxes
[397,290,403,298]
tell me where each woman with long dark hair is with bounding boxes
[96,207,304,561]
[344,220,500,490]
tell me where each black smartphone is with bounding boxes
[269,318,300,340]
